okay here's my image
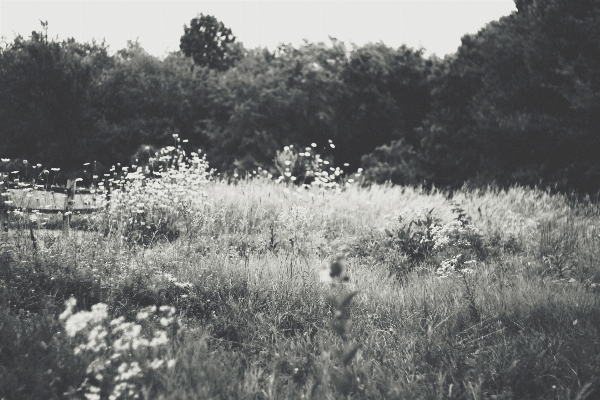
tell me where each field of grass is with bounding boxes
[2,153,600,399]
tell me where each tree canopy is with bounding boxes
[2,4,600,193]
[179,14,240,70]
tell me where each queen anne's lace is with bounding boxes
[61,298,177,399]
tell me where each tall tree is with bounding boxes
[339,43,433,168]
[365,0,600,192]
[92,41,213,166]
[180,14,241,70]
[0,23,111,169]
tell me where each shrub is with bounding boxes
[384,208,438,264]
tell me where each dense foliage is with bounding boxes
[179,13,240,70]
[366,0,600,193]
[2,1,600,192]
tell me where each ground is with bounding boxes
[1,175,599,399]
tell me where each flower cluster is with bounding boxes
[430,217,481,277]
[436,255,476,278]
[159,272,193,290]
[99,145,212,245]
[273,143,357,190]
[430,220,480,251]
[60,299,177,400]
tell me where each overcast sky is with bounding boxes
[1,1,516,58]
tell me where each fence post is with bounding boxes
[105,180,111,210]
[63,179,75,237]
[0,173,8,233]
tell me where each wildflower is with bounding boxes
[85,391,101,400]
[319,268,333,283]
[65,303,108,337]
[149,358,164,369]
[59,297,77,321]
[159,305,175,316]
[136,310,151,321]
[311,143,317,147]
[149,330,168,347]
[167,359,176,368]
[116,361,142,381]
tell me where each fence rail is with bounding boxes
[4,183,96,194]
[1,179,105,236]
[0,206,101,215]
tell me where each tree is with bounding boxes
[404,0,600,192]
[92,41,213,167]
[180,14,240,70]
[338,43,433,169]
[200,39,350,173]
[0,22,111,170]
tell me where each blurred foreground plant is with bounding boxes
[60,298,178,400]
[321,254,360,396]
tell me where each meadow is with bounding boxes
[1,146,600,399]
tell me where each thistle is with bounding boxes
[323,254,360,396]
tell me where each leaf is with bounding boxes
[331,321,346,338]
[339,291,358,309]
[331,369,353,395]
[341,343,360,366]
[330,261,343,278]
[326,295,339,308]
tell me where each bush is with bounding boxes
[360,139,431,186]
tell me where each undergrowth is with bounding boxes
[1,144,600,399]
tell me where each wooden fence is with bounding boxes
[0,177,106,237]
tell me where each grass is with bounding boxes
[1,154,600,399]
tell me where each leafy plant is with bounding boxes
[384,208,438,265]
[122,210,180,247]
[321,255,360,396]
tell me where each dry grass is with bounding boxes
[1,166,600,399]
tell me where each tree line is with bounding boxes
[1,0,599,193]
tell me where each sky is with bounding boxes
[1,1,517,58]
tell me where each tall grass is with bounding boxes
[1,149,600,399]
